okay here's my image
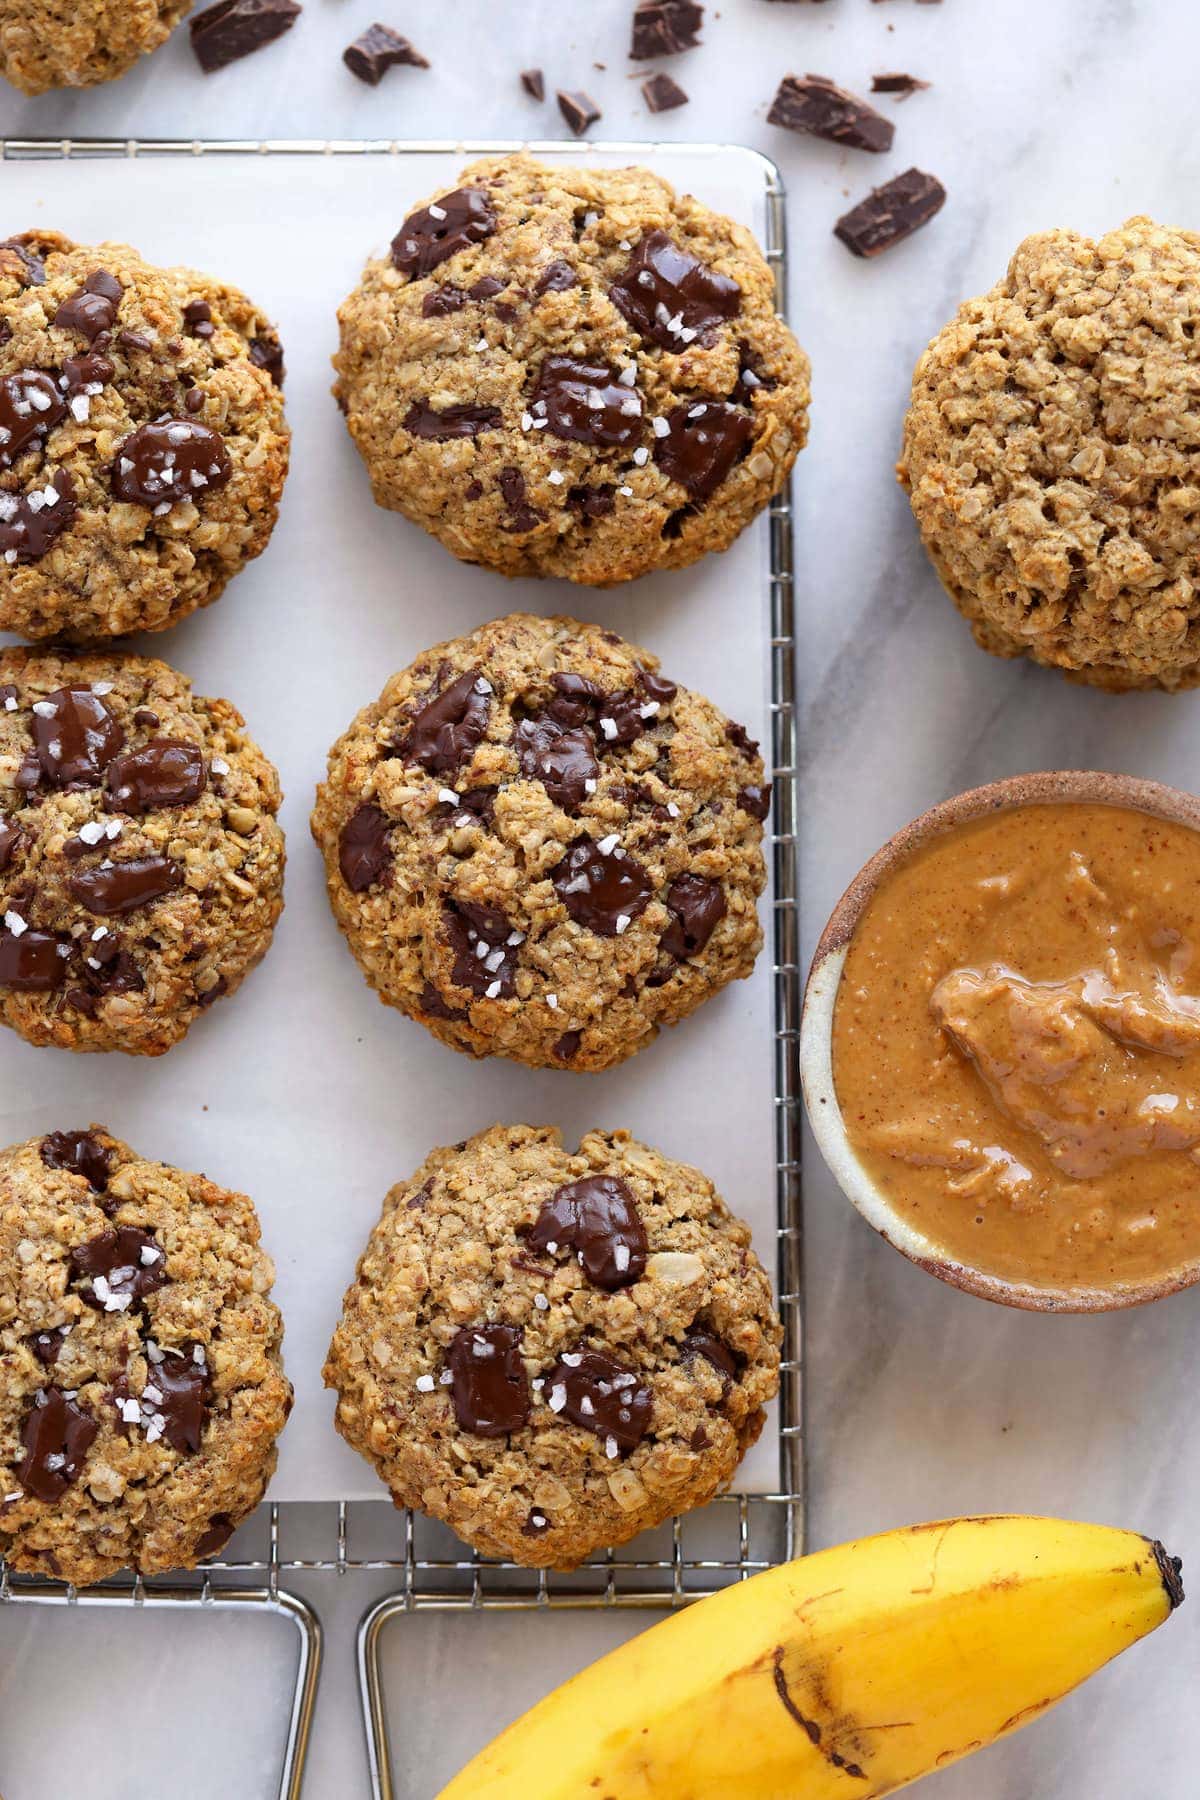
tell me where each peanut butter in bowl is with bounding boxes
[801,772,1200,1311]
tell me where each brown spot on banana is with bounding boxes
[771,1647,868,1781]
[1152,1539,1185,1608]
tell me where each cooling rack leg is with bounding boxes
[273,1587,325,1800]
[358,1593,406,1800]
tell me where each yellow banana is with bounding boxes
[440,1515,1182,1798]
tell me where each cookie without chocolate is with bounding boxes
[310,612,770,1072]
[0,1126,291,1586]
[0,0,188,94]
[332,153,809,585]
[900,216,1200,691]
[325,1123,782,1568]
[0,231,288,641]
[0,646,285,1055]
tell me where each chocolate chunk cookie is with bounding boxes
[332,154,809,585]
[0,231,288,641]
[310,613,770,1072]
[0,646,285,1054]
[0,0,189,94]
[900,217,1200,691]
[0,1127,291,1586]
[325,1123,781,1567]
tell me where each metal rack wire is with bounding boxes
[0,139,803,1800]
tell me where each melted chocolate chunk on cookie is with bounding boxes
[535,259,578,296]
[41,1128,113,1192]
[737,782,771,821]
[567,483,616,521]
[513,715,599,813]
[419,981,466,1022]
[68,856,182,916]
[249,333,285,386]
[143,1344,211,1453]
[339,804,393,892]
[655,401,753,502]
[447,1323,530,1436]
[547,1348,652,1453]
[112,418,232,508]
[528,1174,648,1289]
[18,1389,98,1501]
[404,400,503,441]
[531,356,643,449]
[498,466,543,533]
[391,188,498,279]
[70,1225,168,1310]
[725,719,758,757]
[444,899,519,999]
[69,933,145,1011]
[553,1029,582,1062]
[31,686,124,788]
[195,1513,237,1558]
[105,740,206,813]
[422,284,467,318]
[62,352,114,396]
[681,1328,738,1384]
[522,1507,551,1536]
[661,874,726,959]
[0,929,65,990]
[544,672,604,727]
[552,837,654,937]
[639,669,678,705]
[737,346,777,396]
[0,469,77,562]
[0,820,21,870]
[468,276,504,301]
[397,669,492,775]
[611,231,740,350]
[0,238,46,287]
[53,270,122,344]
[182,299,215,340]
[0,371,67,468]
[29,1325,68,1366]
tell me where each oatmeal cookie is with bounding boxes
[900,217,1200,691]
[0,645,285,1055]
[310,612,770,1072]
[0,0,189,95]
[333,153,809,584]
[0,1126,291,1586]
[0,230,288,641]
[325,1123,782,1568]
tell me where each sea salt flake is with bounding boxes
[632,446,649,466]
[605,1436,619,1460]
[597,833,620,855]
[3,910,26,936]
[415,1374,436,1393]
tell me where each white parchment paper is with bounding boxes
[0,144,782,1499]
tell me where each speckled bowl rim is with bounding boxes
[800,770,1200,1314]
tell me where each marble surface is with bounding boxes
[4,0,1200,1796]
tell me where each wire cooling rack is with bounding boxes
[0,139,804,1800]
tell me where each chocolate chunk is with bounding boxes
[0,929,64,990]
[544,671,647,746]
[15,749,41,791]
[0,468,77,562]
[344,23,428,84]
[767,74,894,153]
[66,933,145,1013]
[190,0,302,73]
[339,804,392,891]
[498,465,543,533]
[513,715,599,813]
[835,168,947,258]
[556,90,602,136]
[70,1225,168,1308]
[0,371,67,468]
[534,259,578,297]
[639,668,677,704]
[41,1129,113,1192]
[444,900,518,999]
[53,270,121,343]
[422,284,467,318]
[726,719,758,757]
[872,71,930,99]
[528,1175,647,1289]
[0,238,46,287]
[532,355,643,449]
[133,708,160,729]
[553,1028,583,1061]
[610,231,740,349]
[630,0,703,58]
[68,856,182,916]
[655,400,753,502]
[249,333,285,386]
[119,329,153,353]
[682,1328,737,1383]
[112,417,232,508]
[404,400,502,440]
[0,821,21,870]
[145,1344,210,1452]
[642,71,689,112]
[18,1389,97,1501]
[446,1324,530,1436]
[737,347,777,396]
[520,68,545,101]
[195,1514,237,1558]
[419,981,465,1022]
[552,837,654,937]
[661,873,726,959]
[62,352,114,395]
[397,669,491,775]
[522,1508,551,1536]
[183,299,215,340]
[391,188,497,278]
[738,782,772,821]
[468,276,504,301]
[105,740,206,812]
[568,483,617,522]
[32,686,124,788]
[29,1326,68,1366]
[546,1347,652,1452]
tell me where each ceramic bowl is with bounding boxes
[800,769,1200,1312]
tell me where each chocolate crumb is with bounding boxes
[557,89,602,136]
[520,67,545,101]
[871,71,931,99]
[642,71,688,112]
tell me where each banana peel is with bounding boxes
[439,1515,1183,1798]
